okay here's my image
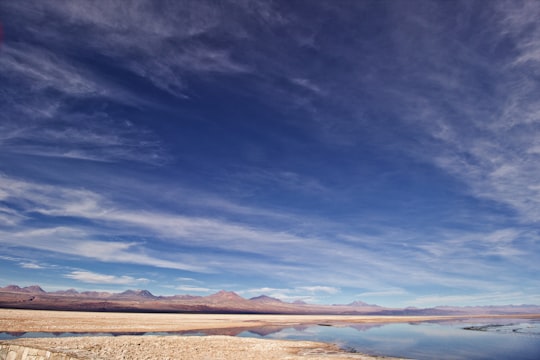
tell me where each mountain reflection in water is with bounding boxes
[1,319,539,360]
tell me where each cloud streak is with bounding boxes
[1,1,539,307]
[1,171,537,301]
[376,1,540,227]
[0,226,206,273]
[65,270,149,285]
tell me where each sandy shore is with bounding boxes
[2,309,538,359]
[2,308,522,333]
[2,335,403,359]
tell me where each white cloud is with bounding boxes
[175,286,213,293]
[298,286,340,294]
[0,174,536,307]
[290,78,324,94]
[379,5,540,227]
[423,5,540,226]
[0,34,168,165]
[65,270,149,285]
[410,291,540,307]
[0,174,511,291]
[356,288,408,298]
[3,0,251,99]
[415,228,527,260]
[0,44,101,97]
[0,162,537,299]
[0,226,206,273]
[0,205,26,226]
[0,111,168,164]
[0,175,334,262]
[19,263,44,269]
[498,0,540,66]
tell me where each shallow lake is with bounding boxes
[1,318,539,359]
[240,319,540,360]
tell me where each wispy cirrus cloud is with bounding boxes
[174,285,214,294]
[352,1,540,228]
[0,43,168,162]
[0,175,325,260]
[0,7,171,165]
[0,118,168,164]
[0,205,26,226]
[0,175,379,285]
[411,291,540,307]
[356,288,408,298]
[1,173,536,297]
[297,286,340,295]
[0,43,106,98]
[2,0,539,307]
[0,256,51,271]
[0,226,206,273]
[65,270,149,285]
[20,262,45,270]
[1,0,252,99]
[0,0,276,168]
[498,0,540,66]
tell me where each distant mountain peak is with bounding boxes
[116,289,156,299]
[206,290,244,301]
[2,284,540,315]
[134,289,155,298]
[2,285,22,292]
[23,285,46,293]
[249,295,283,303]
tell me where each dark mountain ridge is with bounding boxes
[1,284,538,315]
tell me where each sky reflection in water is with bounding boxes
[1,319,539,360]
[239,320,540,360]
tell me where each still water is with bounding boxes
[240,319,540,360]
[1,318,539,359]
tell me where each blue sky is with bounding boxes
[0,0,539,307]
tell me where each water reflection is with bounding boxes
[1,318,539,359]
[238,319,540,360]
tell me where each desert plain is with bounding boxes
[3,310,540,360]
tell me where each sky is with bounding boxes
[0,0,539,308]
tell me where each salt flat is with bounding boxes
[2,335,405,360]
[3,308,530,333]
[1,310,538,360]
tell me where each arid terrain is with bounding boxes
[1,308,514,333]
[0,309,432,360]
[2,334,402,360]
[1,286,539,359]
[2,309,540,359]
[2,285,539,316]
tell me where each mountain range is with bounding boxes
[1,285,538,315]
